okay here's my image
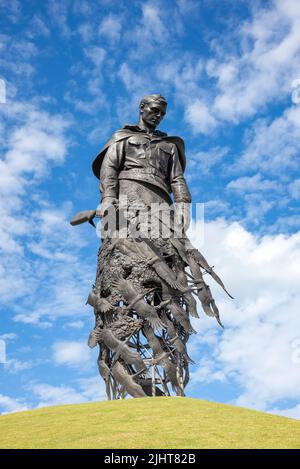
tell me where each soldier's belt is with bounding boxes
[118,168,171,200]
[120,167,160,176]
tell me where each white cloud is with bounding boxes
[72,0,93,17]
[0,35,36,77]
[274,215,300,232]
[189,147,229,176]
[235,106,300,175]
[30,383,88,408]
[269,404,300,420]
[119,63,150,95]
[47,0,71,38]
[0,100,95,331]
[242,194,275,228]
[227,174,280,193]
[84,46,106,69]
[141,3,166,42]
[76,376,106,401]
[52,341,92,367]
[28,15,50,38]
[209,0,300,123]
[176,0,199,14]
[188,218,300,417]
[202,199,231,219]
[0,394,28,414]
[153,0,300,133]
[28,376,106,409]
[77,23,93,43]
[0,102,79,316]
[114,0,300,137]
[4,359,33,374]
[124,1,171,59]
[0,376,106,413]
[221,105,300,229]
[68,321,85,329]
[98,14,122,43]
[10,250,93,327]
[0,333,17,341]
[65,46,107,112]
[0,0,21,23]
[185,99,218,135]
[289,178,300,200]
[0,103,69,204]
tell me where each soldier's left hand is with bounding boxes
[174,202,191,233]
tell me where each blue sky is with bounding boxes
[1,0,300,418]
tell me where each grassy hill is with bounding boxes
[0,397,299,449]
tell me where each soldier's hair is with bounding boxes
[140,94,167,108]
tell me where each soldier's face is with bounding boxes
[140,102,167,128]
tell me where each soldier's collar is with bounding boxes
[123,124,167,137]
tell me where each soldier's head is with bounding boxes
[139,94,167,129]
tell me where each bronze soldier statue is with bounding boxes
[71,94,232,399]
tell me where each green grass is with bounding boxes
[0,397,299,449]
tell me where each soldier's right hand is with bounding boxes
[96,197,118,218]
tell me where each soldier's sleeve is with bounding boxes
[99,139,125,201]
[170,145,192,203]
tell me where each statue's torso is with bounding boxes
[122,134,174,176]
[118,133,176,197]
